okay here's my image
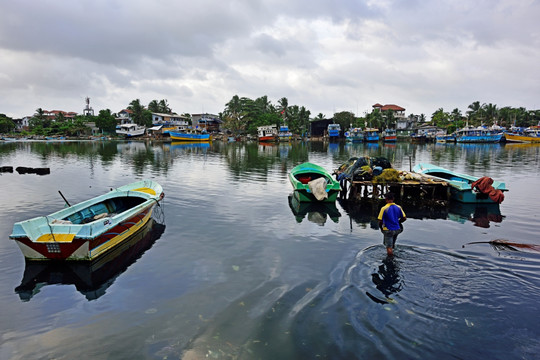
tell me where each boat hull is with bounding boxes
[10,180,164,261]
[169,131,211,141]
[456,134,503,143]
[504,133,540,143]
[288,163,341,203]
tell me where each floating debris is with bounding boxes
[463,239,540,252]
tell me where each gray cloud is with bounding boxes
[0,0,539,118]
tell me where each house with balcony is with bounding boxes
[191,113,222,132]
[116,109,134,125]
[372,103,415,138]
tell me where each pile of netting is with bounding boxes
[335,156,393,181]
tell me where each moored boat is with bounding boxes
[278,125,292,142]
[10,180,164,260]
[455,126,504,143]
[327,123,341,139]
[345,128,364,142]
[412,163,507,203]
[169,129,211,142]
[288,162,341,202]
[436,133,456,143]
[504,126,540,143]
[257,125,278,142]
[115,124,146,137]
[382,129,397,142]
[364,128,379,142]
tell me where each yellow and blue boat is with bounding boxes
[10,180,164,261]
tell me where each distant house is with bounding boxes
[116,109,133,125]
[44,110,77,121]
[151,113,190,128]
[192,113,222,132]
[372,103,414,138]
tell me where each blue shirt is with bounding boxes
[378,203,406,231]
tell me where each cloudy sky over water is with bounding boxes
[1,0,539,119]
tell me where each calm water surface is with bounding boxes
[1,140,539,359]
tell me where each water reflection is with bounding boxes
[367,256,402,303]
[287,195,341,225]
[339,198,504,228]
[15,219,166,301]
[448,202,504,228]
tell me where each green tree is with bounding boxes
[431,108,449,127]
[95,109,117,134]
[0,114,15,133]
[128,99,152,126]
[148,100,160,113]
[333,111,356,131]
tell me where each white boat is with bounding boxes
[116,124,146,137]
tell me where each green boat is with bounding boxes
[288,162,341,202]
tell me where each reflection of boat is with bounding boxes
[15,219,166,301]
[169,129,211,141]
[412,163,507,203]
[169,141,210,149]
[10,180,164,260]
[448,202,503,228]
[288,194,341,224]
[116,123,146,137]
[455,126,504,143]
[288,162,341,202]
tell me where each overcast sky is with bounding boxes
[1,0,539,119]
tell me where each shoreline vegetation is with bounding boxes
[1,97,539,139]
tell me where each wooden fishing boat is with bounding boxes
[412,163,507,203]
[382,129,397,142]
[345,128,364,142]
[364,128,379,142]
[327,123,341,139]
[169,129,211,141]
[257,125,278,142]
[10,180,164,260]
[278,125,292,142]
[455,126,504,143]
[504,127,540,143]
[288,162,341,202]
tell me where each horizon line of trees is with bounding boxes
[1,98,539,136]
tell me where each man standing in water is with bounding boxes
[378,192,406,256]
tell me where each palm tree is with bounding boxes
[278,97,289,124]
[148,100,160,113]
[128,99,146,126]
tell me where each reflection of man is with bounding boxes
[378,192,406,256]
[371,257,402,298]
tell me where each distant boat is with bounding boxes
[436,133,456,143]
[257,125,278,142]
[278,125,292,142]
[10,180,164,260]
[327,123,341,139]
[288,162,341,202]
[364,128,379,142]
[345,128,364,142]
[410,132,427,143]
[382,129,397,142]
[169,129,211,142]
[504,126,540,143]
[116,124,146,137]
[412,163,507,203]
[455,126,504,143]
